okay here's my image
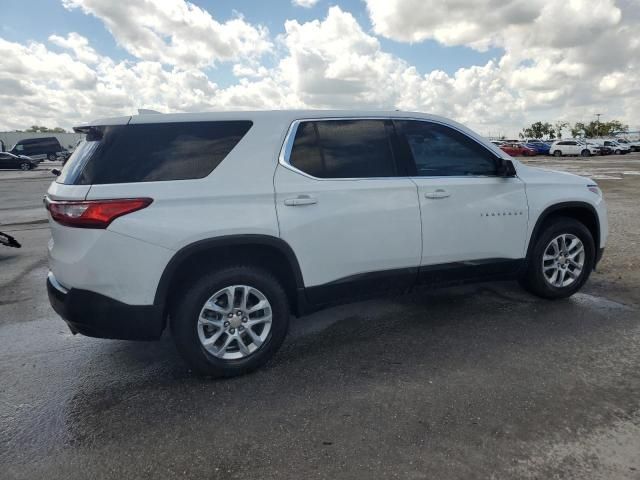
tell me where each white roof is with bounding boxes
[76,109,453,129]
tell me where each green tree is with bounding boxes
[552,121,569,139]
[519,121,554,139]
[24,125,67,133]
[570,120,628,138]
[571,122,586,138]
[601,120,628,136]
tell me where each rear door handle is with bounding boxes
[284,195,318,206]
[424,189,450,199]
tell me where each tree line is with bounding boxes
[12,125,68,133]
[519,120,628,140]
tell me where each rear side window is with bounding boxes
[289,122,324,178]
[395,120,498,177]
[58,121,252,185]
[288,119,396,178]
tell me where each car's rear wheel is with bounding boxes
[581,149,590,157]
[19,162,30,171]
[170,265,289,377]
[615,149,621,155]
[520,217,595,299]
[47,153,56,161]
[553,150,562,157]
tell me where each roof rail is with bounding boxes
[137,109,162,115]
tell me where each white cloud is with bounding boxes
[293,0,320,7]
[49,32,100,64]
[279,7,405,108]
[0,1,638,135]
[364,0,640,132]
[61,0,272,68]
[365,0,542,48]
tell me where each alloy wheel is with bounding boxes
[197,285,272,360]
[542,234,585,288]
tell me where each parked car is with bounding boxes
[0,151,38,170]
[524,140,551,155]
[549,140,600,157]
[46,110,608,377]
[499,142,537,156]
[587,139,630,155]
[579,141,610,155]
[590,143,612,155]
[9,136,68,161]
[615,138,640,152]
[604,140,630,155]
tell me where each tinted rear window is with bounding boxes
[288,122,324,178]
[58,121,252,185]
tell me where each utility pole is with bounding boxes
[595,113,602,137]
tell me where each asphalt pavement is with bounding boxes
[1,156,640,479]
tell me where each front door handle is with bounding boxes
[424,189,450,199]
[284,195,318,206]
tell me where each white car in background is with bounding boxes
[615,138,640,152]
[549,140,600,157]
[590,139,630,155]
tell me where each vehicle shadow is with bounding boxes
[44,282,636,452]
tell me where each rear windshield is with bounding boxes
[57,121,253,185]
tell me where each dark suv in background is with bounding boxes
[10,137,68,161]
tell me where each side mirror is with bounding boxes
[497,159,516,177]
[51,168,61,176]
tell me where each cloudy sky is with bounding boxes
[1,0,638,136]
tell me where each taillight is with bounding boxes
[45,197,153,228]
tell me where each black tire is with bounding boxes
[19,162,30,171]
[170,265,289,377]
[615,149,621,155]
[580,149,590,157]
[520,216,595,299]
[47,153,56,161]
[553,150,562,157]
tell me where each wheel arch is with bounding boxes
[527,202,600,259]
[155,235,306,319]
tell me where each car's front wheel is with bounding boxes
[19,162,30,171]
[580,149,590,157]
[47,153,56,161]
[520,217,595,299]
[171,266,289,377]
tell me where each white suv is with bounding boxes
[549,140,600,157]
[46,111,608,377]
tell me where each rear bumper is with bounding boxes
[47,272,164,340]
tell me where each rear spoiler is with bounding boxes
[72,110,161,134]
